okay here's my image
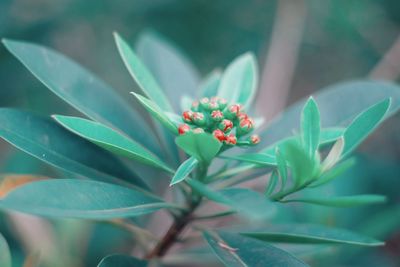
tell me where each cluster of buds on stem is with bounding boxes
[178,96,260,147]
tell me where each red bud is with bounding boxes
[178,124,191,135]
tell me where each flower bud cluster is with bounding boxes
[178,96,260,146]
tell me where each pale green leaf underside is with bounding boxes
[0,179,177,219]
[53,115,173,173]
[0,233,11,267]
[301,97,321,158]
[170,157,198,186]
[176,132,222,163]
[204,231,308,267]
[283,194,386,207]
[97,254,148,267]
[241,223,384,246]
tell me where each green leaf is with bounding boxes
[283,194,386,207]
[170,157,198,186]
[281,141,318,187]
[53,115,173,173]
[223,153,276,166]
[114,32,173,112]
[199,69,222,98]
[301,97,321,158]
[203,231,308,267]
[0,109,147,188]
[186,179,275,220]
[265,170,279,196]
[1,39,159,154]
[0,179,179,219]
[0,233,11,267]
[342,98,391,157]
[176,132,222,163]
[258,81,400,148]
[241,224,384,246]
[180,95,194,111]
[136,31,200,111]
[310,157,356,188]
[275,147,287,189]
[97,254,147,267]
[131,93,178,135]
[217,53,258,108]
[321,137,344,172]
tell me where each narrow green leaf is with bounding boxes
[136,31,200,111]
[1,39,159,154]
[199,69,222,98]
[0,179,179,219]
[283,194,386,207]
[301,97,321,158]
[203,231,308,267]
[0,233,11,267]
[131,92,178,135]
[0,109,147,188]
[342,98,391,157]
[180,95,194,111]
[321,137,344,172]
[186,179,275,220]
[98,254,147,267]
[265,170,279,196]
[217,53,258,108]
[241,224,384,246]
[170,157,198,186]
[114,32,173,112]
[164,112,182,125]
[257,81,400,148]
[176,132,222,163]
[53,115,173,173]
[275,147,287,189]
[310,157,356,188]
[281,141,318,187]
[223,153,276,166]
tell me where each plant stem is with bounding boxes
[146,162,208,259]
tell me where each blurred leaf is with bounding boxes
[1,39,159,154]
[241,224,384,246]
[186,179,275,220]
[136,31,200,111]
[170,157,198,186]
[0,109,147,188]
[258,81,400,147]
[284,194,386,207]
[301,97,320,158]
[0,179,179,219]
[180,95,194,111]
[203,231,308,267]
[199,69,222,98]
[53,115,173,173]
[217,53,258,109]
[265,170,279,196]
[0,174,47,198]
[164,112,181,126]
[131,93,178,135]
[114,32,173,112]
[0,233,11,267]
[224,153,276,166]
[176,132,222,163]
[97,254,147,267]
[310,157,356,188]
[342,98,391,157]
[321,137,344,172]
[281,141,318,187]
[275,147,287,189]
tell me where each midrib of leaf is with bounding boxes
[0,127,133,186]
[210,232,249,267]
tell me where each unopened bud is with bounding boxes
[211,110,224,122]
[182,110,193,123]
[199,97,210,109]
[192,128,205,134]
[193,112,206,126]
[208,100,219,110]
[249,134,260,145]
[191,101,199,111]
[224,104,242,119]
[225,134,237,145]
[218,119,233,132]
[178,124,191,135]
[213,129,226,142]
[238,118,254,134]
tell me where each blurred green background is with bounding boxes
[0,0,399,266]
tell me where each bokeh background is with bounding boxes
[0,0,399,266]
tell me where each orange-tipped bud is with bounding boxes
[213,129,226,142]
[193,128,205,134]
[211,110,224,121]
[249,134,260,145]
[225,134,237,145]
[218,119,233,132]
[182,110,193,123]
[178,124,191,135]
